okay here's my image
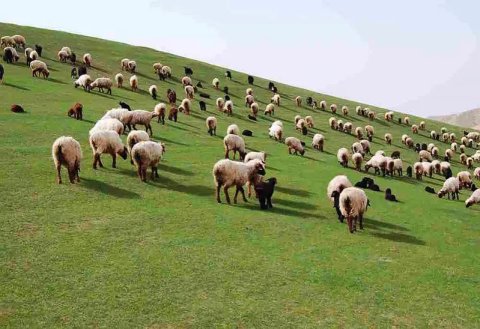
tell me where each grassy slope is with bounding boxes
[0,23,479,328]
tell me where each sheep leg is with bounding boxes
[154,167,159,178]
[239,186,248,202]
[447,192,451,200]
[267,196,273,208]
[137,166,144,182]
[359,214,364,230]
[56,164,62,184]
[247,182,252,198]
[224,149,230,159]
[111,154,117,168]
[216,183,222,203]
[224,186,231,204]
[234,187,239,204]
[347,217,354,233]
[147,124,153,136]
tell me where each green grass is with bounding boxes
[1,22,479,328]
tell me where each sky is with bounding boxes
[2,0,480,117]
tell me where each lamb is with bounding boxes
[438,177,460,200]
[365,155,387,176]
[89,77,113,94]
[154,103,167,124]
[295,96,302,107]
[127,130,150,164]
[337,148,349,167]
[460,145,466,154]
[312,134,324,151]
[329,117,338,130]
[264,103,275,116]
[355,127,364,140]
[130,110,158,136]
[285,137,305,156]
[465,189,480,207]
[129,75,138,92]
[305,116,314,128]
[89,130,128,169]
[422,162,433,178]
[335,187,369,233]
[82,53,92,67]
[401,134,409,144]
[268,123,283,141]
[271,94,281,106]
[212,78,220,89]
[352,152,363,171]
[254,177,277,209]
[206,116,217,136]
[213,159,266,204]
[384,133,392,145]
[185,85,195,99]
[67,103,83,120]
[419,150,433,162]
[182,76,192,86]
[413,162,424,180]
[342,122,352,134]
[131,141,165,182]
[450,133,456,143]
[52,136,82,184]
[385,188,398,202]
[224,134,246,160]
[227,124,240,135]
[327,175,353,221]
[442,133,449,142]
[355,106,362,115]
[457,171,473,188]
[90,118,124,136]
[330,104,337,114]
[29,60,49,78]
[149,85,158,100]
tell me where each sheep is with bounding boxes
[368,111,376,120]
[440,127,448,134]
[206,116,217,136]
[431,147,439,159]
[431,131,438,140]
[352,142,364,156]
[375,150,386,156]
[90,118,124,136]
[451,142,458,152]
[224,134,246,160]
[385,188,398,202]
[29,50,38,62]
[419,150,433,162]
[127,130,150,164]
[337,120,344,132]
[385,133,392,145]
[384,111,394,121]
[364,125,373,138]
[460,153,468,165]
[336,187,369,233]
[404,116,410,125]
[312,134,324,152]
[127,60,137,73]
[337,148,349,167]
[329,117,338,130]
[213,159,266,204]
[393,159,403,176]
[413,162,424,180]
[223,100,233,116]
[89,77,113,94]
[89,130,128,169]
[427,143,435,152]
[67,103,83,120]
[295,119,308,136]
[355,127,364,140]
[391,151,401,159]
[250,102,259,118]
[320,100,327,110]
[130,110,158,136]
[355,106,362,115]
[153,62,163,74]
[442,133,449,143]
[247,75,254,84]
[1,36,15,47]
[401,134,409,144]
[352,152,363,171]
[305,116,314,128]
[412,124,419,134]
[438,177,460,200]
[9,104,23,113]
[264,103,275,116]
[168,106,178,122]
[182,76,192,86]
[185,85,195,99]
[246,88,253,96]
[365,155,387,176]
[82,53,92,67]
[0,64,4,83]
[445,149,453,160]
[121,58,130,70]
[360,140,371,155]
[226,124,240,136]
[406,137,414,149]
[422,162,433,178]
[29,60,49,78]
[327,175,353,221]
[343,122,353,134]
[176,98,191,115]
[295,96,302,107]
[149,85,158,100]
[285,137,305,156]
[441,161,451,176]
[254,177,277,209]
[431,160,441,174]
[167,89,177,104]
[154,103,167,124]
[129,75,138,92]
[419,121,425,130]
[474,167,480,180]
[57,50,69,62]
[341,106,349,116]
[330,104,337,114]
[269,123,283,141]
[102,108,133,131]
[450,133,456,143]
[457,171,473,188]
[467,157,474,169]
[212,77,220,89]
[465,189,480,207]
[460,145,466,154]
[271,94,281,106]
[244,151,266,164]
[216,98,225,111]
[52,136,82,184]
[131,141,165,182]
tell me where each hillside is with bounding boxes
[1,22,480,328]
[430,108,480,130]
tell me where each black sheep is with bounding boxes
[406,166,413,178]
[471,183,477,191]
[70,52,76,64]
[199,92,210,99]
[464,130,469,136]
[444,156,450,162]
[151,87,157,100]
[272,86,278,93]
[421,143,428,150]
[3,48,13,63]
[385,188,398,202]
[354,177,374,189]
[248,114,257,121]
[0,64,4,82]
[330,191,345,222]
[225,70,232,80]
[158,71,166,81]
[184,66,193,76]
[254,177,277,209]
[11,104,25,113]
[268,81,275,90]
[368,135,373,142]
[119,101,131,111]
[242,130,253,137]
[196,81,203,88]
[247,75,254,85]
[370,184,381,192]
[71,67,78,79]
[199,101,206,111]
[35,44,43,57]
[26,54,32,66]
[444,167,453,179]
[306,97,313,106]
[223,86,229,94]
[391,151,401,159]
[301,126,308,136]
[78,65,87,77]
[300,141,306,147]
[224,95,230,101]
[398,118,402,124]
[425,186,436,194]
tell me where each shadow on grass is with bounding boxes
[268,206,320,219]
[276,186,312,197]
[158,163,194,176]
[364,218,409,232]
[148,176,211,196]
[157,136,188,146]
[81,178,140,199]
[4,82,30,91]
[47,78,67,84]
[369,231,426,245]
[274,198,317,210]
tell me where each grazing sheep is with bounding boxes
[352,152,363,171]
[0,64,4,83]
[227,124,240,135]
[269,122,283,141]
[127,130,150,164]
[352,142,364,156]
[467,157,474,169]
[441,127,448,134]
[82,53,92,66]
[295,118,308,136]
[102,108,133,131]
[438,177,460,200]
[431,147,439,159]
[242,130,253,137]
[465,189,480,207]
[132,141,165,182]
[90,118,124,136]
[213,159,266,204]
[431,160,441,174]
[442,133,449,142]
[223,100,233,116]
[264,103,275,116]
[312,134,324,151]
[121,58,130,70]
[419,150,433,162]
[341,106,349,116]
[355,127,364,140]
[1,36,15,48]
[206,116,217,136]
[406,137,414,149]
[247,75,254,84]
[57,50,69,62]
[154,103,167,125]
[401,134,409,144]
[450,133,456,143]
[412,124,419,134]
[430,131,438,140]
[166,89,177,105]
[385,133,392,145]
[295,96,302,107]
[119,101,131,110]
[225,70,232,80]
[224,134,246,160]
[445,149,453,160]
[29,50,38,62]
[441,161,451,177]
[244,151,266,164]
[184,67,193,76]
[329,117,338,130]
[78,65,87,77]
[337,120,344,132]
[168,106,178,122]
[89,77,113,94]
[337,148,349,167]
[404,116,410,125]
[385,188,398,202]
[365,155,387,176]
[153,62,163,74]
[182,76,192,86]
[285,137,305,156]
[451,142,458,152]
[29,60,49,78]
[343,122,353,134]
[460,153,468,165]
[413,162,424,180]
[393,159,403,176]
[89,131,128,169]
[330,104,337,114]
[250,102,259,118]
[301,116,313,129]
[360,140,371,155]
[319,100,327,111]
[212,78,220,89]
[422,162,433,178]
[457,171,473,188]
[367,111,376,120]
[67,103,83,120]
[246,88,253,96]
[335,187,369,233]
[460,145,466,154]
[185,85,195,99]
[149,85,158,100]
[127,60,136,73]
[271,94,281,106]
[474,167,480,180]
[130,110,158,136]
[384,111,394,121]
[129,75,138,92]
[327,175,353,221]
[254,177,277,209]
[216,97,225,111]
[52,136,82,184]
[419,121,425,130]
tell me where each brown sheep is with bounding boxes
[67,103,83,120]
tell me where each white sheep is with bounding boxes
[305,116,314,128]
[327,175,352,204]
[246,88,253,96]
[422,162,433,178]
[61,46,72,57]
[440,161,451,176]
[430,131,438,139]
[129,75,138,92]
[212,78,220,89]
[90,77,113,94]
[227,124,240,135]
[457,171,472,188]
[320,100,327,110]
[131,141,165,182]
[244,151,266,164]
[264,103,275,116]
[431,147,439,159]
[89,118,124,136]
[206,116,217,136]
[127,130,150,164]
[271,94,281,106]
[216,98,225,111]
[413,162,424,180]
[89,130,128,169]
[420,121,426,130]
[83,53,92,66]
[182,76,192,86]
[412,124,419,134]
[212,159,266,204]
[161,66,171,78]
[153,62,163,74]
[342,106,349,116]
[365,155,387,176]
[29,50,38,60]
[0,36,15,47]
[224,134,246,160]
[12,34,26,48]
[352,152,363,171]
[330,104,337,114]
[245,95,255,107]
[121,58,130,70]
[285,137,305,156]
[223,100,233,116]
[431,160,441,174]
[385,133,392,145]
[352,142,364,156]
[404,116,410,125]
[148,85,158,100]
[127,60,136,72]
[185,85,195,99]
[102,108,133,131]
[130,110,158,136]
[451,142,458,152]
[178,98,192,115]
[466,189,480,208]
[360,140,371,155]
[250,102,259,117]
[312,134,324,151]
[419,150,432,162]
[393,159,403,176]
[30,60,49,78]
[52,136,82,184]
[355,127,364,140]
[338,187,369,233]
[329,117,338,130]
[269,123,283,141]
[295,96,302,107]
[295,118,307,135]
[154,103,167,124]
[445,149,453,160]
[474,167,480,180]
[115,73,124,88]
[384,111,394,121]
[344,122,353,134]
[438,177,460,200]
[365,125,374,137]
[57,50,69,62]
[337,148,349,167]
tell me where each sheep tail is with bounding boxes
[54,144,63,163]
[133,151,142,166]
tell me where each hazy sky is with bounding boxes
[3,0,480,116]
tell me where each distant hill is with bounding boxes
[430,108,480,130]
